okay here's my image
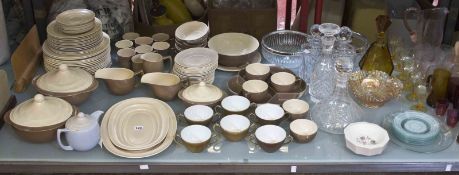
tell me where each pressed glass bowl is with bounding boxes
[348,70,403,108]
[261,30,309,75]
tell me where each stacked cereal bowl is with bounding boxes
[43,9,111,74]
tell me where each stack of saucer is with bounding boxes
[174,21,209,52]
[172,48,218,84]
[391,111,440,146]
[43,9,111,74]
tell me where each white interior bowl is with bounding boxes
[255,125,286,144]
[282,99,309,114]
[184,105,214,122]
[255,103,285,121]
[141,73,180,86]
[246,63,270,76]
[181,125,211,144]
[344,122,390,156]
[271,72,296,86]
[220,115,250,133]
[221,95,250,112]
[175,21,209,41]
[242,80,268,93]
[290,119,317,135]
[208,33,259,56]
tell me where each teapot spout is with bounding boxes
[90,110,104,121]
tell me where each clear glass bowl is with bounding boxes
[261,30,310,78]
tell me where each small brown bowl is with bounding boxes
[245,63,270,81]
[214,115,251,142]
[253,125,291,153]
[33,78,99,105]
[289,119,318,143]
[270,72,296,93]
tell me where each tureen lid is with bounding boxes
[182,82,223,103]
[10,94,73,127]
[65,112,97,131]
[36,64,93,93]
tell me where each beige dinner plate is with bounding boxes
[101,97,177,158]
[47,18,102,39]
[107,100,169,151]
[43,33,110,61]
[55,9,95,26]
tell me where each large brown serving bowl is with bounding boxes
[33,78,98,105]
[3,105,77,143]
[208,33,259,67]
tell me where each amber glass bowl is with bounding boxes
[348,70,403,108]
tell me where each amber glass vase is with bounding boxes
[427,68,451,107]
[359,15,394,75]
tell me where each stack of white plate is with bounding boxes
[42,9,111,74]
[172,48,218,84]
[101,97,177,158]
[174,21,209,52]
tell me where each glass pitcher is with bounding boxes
[403,7,448,71]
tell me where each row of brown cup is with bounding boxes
[227,65,307,104]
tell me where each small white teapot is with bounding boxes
[57,111,103,151]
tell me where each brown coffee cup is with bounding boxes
[131,54,144,74]
[289,119,317,143]
[140,53,172,73]
[245,63,270,80]
[117,48,135,69]
[214,115,251,141]
[179,105,218,126]
[176,125,214,153]
[134,36,153,46]
[152,41,171,56]
[282,99,309,120]
[251,103,285,125]
[270,72,296,92]
[251,125,292,153]
[242,80,269,103]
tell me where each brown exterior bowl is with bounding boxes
[291,131,316,143]
[222,128,249,142]
[256,138,284,153]
[145,83,181,101]
[33,78,99,105]
[218,51,258,67]
[102,78,135,95]
[184,139,211,153]
[4,110,65,143]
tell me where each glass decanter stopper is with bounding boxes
[309,23,340,103]
[311,42,363,134]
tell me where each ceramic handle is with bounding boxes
[211,112,222,124]
[176,113,188,126]
[209,133,222,152]
[57,129,74,151]
[283,135,293,145]
[174,134,184,146]
[162,56,173,73]
[248,113,257,123]
[214,105,224,115]
[212,123,222,134]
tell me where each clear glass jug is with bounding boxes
[403,7,448,71]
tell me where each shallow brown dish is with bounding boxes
[208,33,259,67]
[33,78,98,105]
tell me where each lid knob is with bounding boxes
[198,82,206,86]
[77,112,85,118]
[58,64,69,71]
[33,94,45,103]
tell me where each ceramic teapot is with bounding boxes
[57,111,104,151]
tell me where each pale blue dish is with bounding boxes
[391,111,440,145]
[383,111,453,153]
